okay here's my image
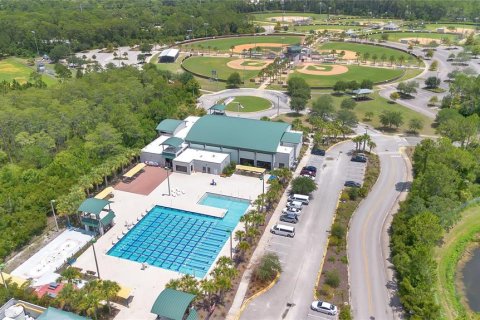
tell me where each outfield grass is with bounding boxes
[424,23,478,31]
[318,42,413,61]
[309,91,434,135]
[396,67,425,82]
[290,64,403,87]
[0,57,56,86]
[224,96,271,112]
[153,53,185,74]
[182,56,260,81]
[251,12,327,22]
[370,32,458,43]
[186,35,303,51]
[435,205,480,320]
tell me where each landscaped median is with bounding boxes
[314,149,380,319]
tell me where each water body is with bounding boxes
[461,246,480,312]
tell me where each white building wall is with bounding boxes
[220,147,238,163]
[282,142,301,158]
[173,160,192,174]
[140,152,166,166]
[239,150,255,160]
[275,150,294,168]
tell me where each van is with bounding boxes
[288,194,309,205]
[287,201,303,210]
[270,224,295,238]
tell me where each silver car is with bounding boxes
[311,300,338,315]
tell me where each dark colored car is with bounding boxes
[280,213,299,224]
[303,166,317,173]
[351,155,367,163]
[311,149,326,156]
[344,180,361,188]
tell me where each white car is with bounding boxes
[311,301,338,316]
[282,207,301,215]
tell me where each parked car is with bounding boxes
[300,169,316,177]
[303,166,317,173]
[280,213,299,224]
[270,224,295,237]
[286,200,303,210]
[311,148,325,156]
[351,154,367,163]
[311,301,338,315]
[301,173,315,180]
[344,180,361,188]
[282,207,301,214]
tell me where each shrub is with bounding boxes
[331,223,346,239]
[254,253,282,283]
[325,270,340,288]
[222,161,237,176]
[347,187,359,200]
[340,255,348,264]
[328,255,336,262]
[318,284,333,298]
[339,305,353,320]
[291,176,317,195]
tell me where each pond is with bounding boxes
[461,246,480,312]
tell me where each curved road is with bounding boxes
[198,88,290,119]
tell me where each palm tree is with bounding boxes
[215,275,232,301]
[235,230,246,242]
[246,227,259,243]
[78,281,101,319]
[361,133,371,151]
[237,241,250,261]
[251,212,265,227]
[230,45,235,57]
[380,54,387,65]
[99,280,120,314]
[352,135,363,150]
[372,53,378,65]
[355,52,360,64]
[200,279,217,308]
[57,283,78,311]
[367,140,376,152]
[389,55,396,66]
[59,267,82,284]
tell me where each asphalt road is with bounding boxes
[241,141,360,320]
[197,88,291,119]
[348,125,412,320]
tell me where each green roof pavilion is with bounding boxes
[150,288,196,320]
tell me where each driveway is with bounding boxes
[198,88,291,119]
[241,141,354,320]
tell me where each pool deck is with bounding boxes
[74,171,266,320]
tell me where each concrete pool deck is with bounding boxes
[74,171,266,320]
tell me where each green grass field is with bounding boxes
[435,205,480,320]
[224,96,271,112]
[309,91,434,135]
[182,56,260,81]
[424,23,478,31]
[370,32,458,43]
[0,57,56,86]
[318,42,413,61]
[290,64,403,87]
[251,12,327,22]
[152,53,185,74]
[186,35,303,51]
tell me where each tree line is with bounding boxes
[0,64,203,260]
[0,0,253,58]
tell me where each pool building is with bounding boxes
[140,115,303,173]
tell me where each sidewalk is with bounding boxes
[226,144,312,320]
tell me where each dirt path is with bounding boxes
[297,63,349,75]
[226,59,273,70]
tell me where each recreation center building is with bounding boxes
[140,115,303,174]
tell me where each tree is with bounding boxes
[291,176,317,195]
[347,80,359,91]
[84,123,123,159]
[340,98,356,110]
[471,45,480,58]
[397,81,419,97]
[49,44,70,62]
[336,109,358,127]
[379,110,404,128]
[254,253,282,283]
[428,96,439,106]
[287,77,311,100]
[78,281,102,319]
[290,96,307,113]
[226,72,242,88]
[333,80,348,94]
[425,49,434,59]
[59,267,82,284]
[54,63,72,81]
[237,241,250,261]
[57,283,78,312]
[425,76,440,89]
[429,60,438,71]
[408,118,424,133]
[99,280,120,314]
[389,91,400,102]
[360,79,373,89]
[364,111,374,121]
[381,33,389,41]
[311,95,334,120]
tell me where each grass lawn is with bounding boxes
[153,53,185,74]
[224,96,271,112]
[370,32,458,43]
[434,205,480,320]
[186,35,303,51]
[424,23,478,31]
[318,42,413,61]
[0,57,56,86]
[251,12,327,22]
[290,64,404,87]
[182,56,259,81]
[309,91,434,135]
[396,67,425,82]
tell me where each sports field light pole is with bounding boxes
[190,15,195,39]
[31,30,39,57]
[50,200,60,232]
[0,263,9,296]
[91,239,101,279]
[165,166,171,196]
[204,23,209,38]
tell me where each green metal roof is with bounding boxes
[281,132,302,144]
[156,119,183,133]
[100,210,116,225]
[38,307,90,320]
[209,104,226,111]
[186,115,290,153]
[150,288,195,320]
[185,309,198,320]
[81,217,99,227]
[162,137,184,148]
[78,198,110,215]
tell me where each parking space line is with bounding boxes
[307,313,334,319]
[269,241,292,247]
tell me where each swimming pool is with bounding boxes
[108,193,249,277]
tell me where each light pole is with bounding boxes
[226,229,233,260]
[31,31,39,57]
[0,263,9,296]
[190,15,195,39]
[204,23,209,38]
[91,239,101,279]
[165,166,171,196]
[50,200,59,232]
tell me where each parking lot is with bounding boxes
[344,152,367,186]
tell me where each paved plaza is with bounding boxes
[74,170,266,320]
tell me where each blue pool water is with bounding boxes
[108,193,249,277]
